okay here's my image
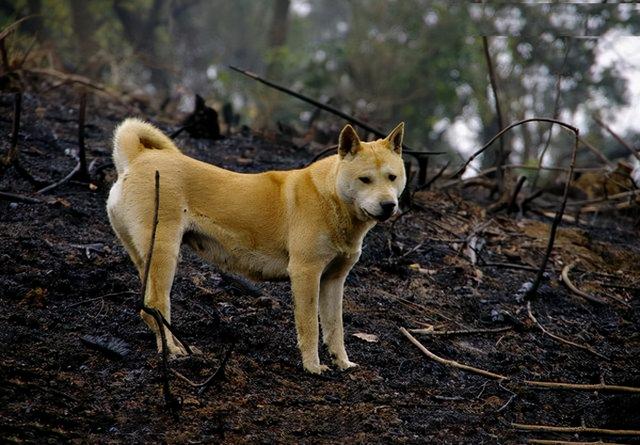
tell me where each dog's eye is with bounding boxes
[388,174,397,182]
[359,176,371,184]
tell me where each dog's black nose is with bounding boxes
[379,202,396,218]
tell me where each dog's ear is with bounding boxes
[385,122,404,154]
[338,124,361,158]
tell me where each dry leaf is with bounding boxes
[353,332,378,343]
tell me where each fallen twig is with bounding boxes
[527,440,626,445]
[409,326,511,336]
[523,380,640,394]
[561,261,606,304]
[0,190,43,204]
[526,301,606,360]
[512,422,640,436]
[480,262,540,273]
[399,327,509,380]
[567,189,640,208]
[170,345,232,394]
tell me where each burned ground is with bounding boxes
[1,89,639,444]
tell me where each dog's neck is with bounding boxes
[312,158,376,254]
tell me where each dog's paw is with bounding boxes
[304,363,330,374]
[335,358,358,370]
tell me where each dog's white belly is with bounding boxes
[182,229,289,281]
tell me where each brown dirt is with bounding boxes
[1,88,639,444]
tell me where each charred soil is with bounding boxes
[1,89,639,444]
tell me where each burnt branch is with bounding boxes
[481,36,506,192]
[229,65,443,157]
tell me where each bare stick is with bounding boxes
[507,175,527,213]
[449,118,578,180]
[523,380,640,394]
[2,92,21,166]
[561,261,606,304]
[482,35,506,192]
[229,65,443,156]
[38,92,91,193]
[409,326,511,336]
[415,161,451,192]
[480,262,540,272]
[0,16,36,42]
[526,124,579,300]
[512,422,640,436]
[531,40,571,190]
[37,164,81,194]
[593,116,640,162]
[527,301,606,360]
[400,327,509,380]
[170,346,232,391]
[76,91,89,181]
[442,164,603,189]
[567,189,640,207]
[0,190,43,204]
[139,171,179,412]
[528,440,626,445]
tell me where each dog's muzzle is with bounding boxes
[364,202,396,222]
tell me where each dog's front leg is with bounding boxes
[288,262,327,374]
[319,257,358,370]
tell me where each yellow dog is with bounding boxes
[107,119,406,373]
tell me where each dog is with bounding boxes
[106,119,406,374]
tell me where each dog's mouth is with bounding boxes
[362,208,392,222]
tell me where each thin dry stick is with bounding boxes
[2,91,21,165]
[561,262,606,304]
[593,116,640,162]
[482,35,506,192]
[0,190,43,204]
[526,123,579,300]
[512,422,640,436]
[228,65,443,157]
[531,39,571,190]
[567,189,640,207]
[139,171,179,411]
[528,440,627,445]
[0,16,36,42]
[402,326,639,393]
[579,136,615,168]
[449,118,579,180]
[526,301,607,360]
[399,327,508,380]
[523,380,640,394]
[170,346,232,391]
[76,91,89,181]
[409,326,511,335]
[38,92,91,194]
[506,175,527,212]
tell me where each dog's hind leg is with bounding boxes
[137,224,187,356]
[319,256,358,370]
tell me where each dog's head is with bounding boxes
[335,123,407,222]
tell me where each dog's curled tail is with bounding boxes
[112,118,180,175]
